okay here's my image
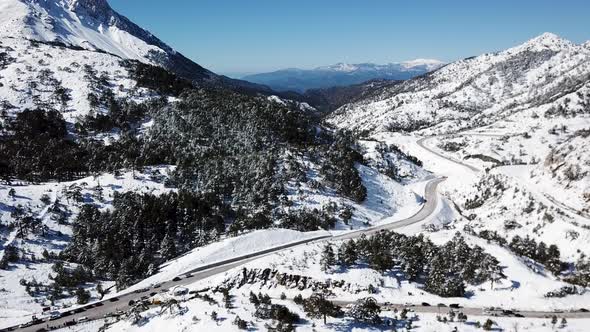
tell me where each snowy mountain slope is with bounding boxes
[538,129,590,212]
[0,167,173,327]
[242,59,444,92]
[0,0,216,82]
[0,0,280,95]
[328,33,590,134]
[0,37,156,121]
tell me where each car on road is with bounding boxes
[483,307,504,316]
[185,273,193,278]
[77,317,89,323]
[421,302,431,307]
[450,304,462,309]
[172,276,182,282]
[109,297,120,302]
[437,303,447,307]
[49,313,61,321]
[173,287,189,296]
[153,283,162,288]
[514,313,525,318]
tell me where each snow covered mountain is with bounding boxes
[328,33,590,134]
[242,59,444,92]
[0,0,278,94]
[0,0,219,82]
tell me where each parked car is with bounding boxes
[421,302,431,307]
[450,303,462,309]
[172,277,182,282]
[77,317,89,323]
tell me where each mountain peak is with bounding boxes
[401,58,445,70]
[518,32,573,52]
[318,63,359,72]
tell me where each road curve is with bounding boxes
[416,137,481,172]
[9,178,446,332]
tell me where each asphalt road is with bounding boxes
[9,177,446,332]
[334,301,590,319]
[416,137,481,172]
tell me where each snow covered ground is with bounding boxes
[0,167,172,327]
[53,224,590,332]
[0,36,157,122]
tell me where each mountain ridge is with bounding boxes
[328,32,590,134]
[242,59,445,92]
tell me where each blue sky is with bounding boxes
[109,0,590,76]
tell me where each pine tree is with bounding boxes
[425,256,446,295]
[560,317,567,328]
[347,297,381,325]
[75,287,91,304]
[249,291,260,306]
[338,240,358,267]
[160,232,177,260]
[320,243,336,272]
[302,293,342,325]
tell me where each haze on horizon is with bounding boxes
[96,0,590,75]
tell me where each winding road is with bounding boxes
[9,134,590,331]
[8,177,446,332]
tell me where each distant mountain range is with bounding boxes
[242,59,445,92]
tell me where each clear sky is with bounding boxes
[109,0,590,76]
